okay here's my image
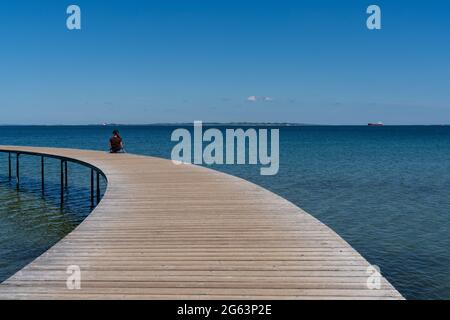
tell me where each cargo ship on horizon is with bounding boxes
[368,122,384,126]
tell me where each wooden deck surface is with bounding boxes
[0,146,403,299]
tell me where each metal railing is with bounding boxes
[0,149,106,208]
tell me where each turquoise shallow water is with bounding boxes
[0,125,450,299]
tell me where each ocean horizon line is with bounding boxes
[0,123,450,127]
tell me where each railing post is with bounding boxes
[8,152,12,180]
[64,161,68,188]
[96,171,100,204]
[1,151,102,210]
[16,153,20,190]
[60,160,64,208]
[90,169,94,208]
[41,156,45,193]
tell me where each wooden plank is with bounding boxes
[0,146,403,300]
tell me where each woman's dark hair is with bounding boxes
[112,129,121,138]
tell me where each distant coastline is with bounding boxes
[0,122,319,127]
[0,123,449,127]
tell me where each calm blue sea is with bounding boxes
[1,125,450,300]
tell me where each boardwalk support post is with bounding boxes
[16,153,20,189]
[60,160,64,207]
[8,152,12,180]
[90,169,94,208]
[41,156,45,193]
[96,171,100,204]
[64,161,68,188]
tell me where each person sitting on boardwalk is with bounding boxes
[109,130,124,153]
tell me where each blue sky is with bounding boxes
[0,0,449,125]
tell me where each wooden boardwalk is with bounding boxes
[0,146,403,299]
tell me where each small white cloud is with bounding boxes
[246,95,273,102]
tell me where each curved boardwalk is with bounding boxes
[0,146,403,299]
